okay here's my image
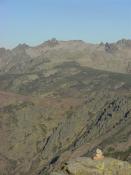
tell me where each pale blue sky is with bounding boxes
[0,0,131,48]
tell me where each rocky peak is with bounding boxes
[105,42,118,52]
[116,39,131,48]
[43,38,59,48]
[12,43,29,55]
[99,42,105,46]
[0,48,6,57]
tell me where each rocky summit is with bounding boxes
[0,39,131,175]
[51,157,131,175]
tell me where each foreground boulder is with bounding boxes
[51,157,131,175]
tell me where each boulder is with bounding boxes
[52,157,131,175]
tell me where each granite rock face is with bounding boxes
[51,157,131,175]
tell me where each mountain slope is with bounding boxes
[0,39,131,175]
[51,157,131,175]
[0,39,131,74]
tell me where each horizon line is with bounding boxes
[1,37,131,50]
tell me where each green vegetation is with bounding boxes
[106,147,131,161]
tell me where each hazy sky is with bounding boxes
[0,0,131,48]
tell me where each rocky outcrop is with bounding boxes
[34,94,131,175]
[51,157,131,175]
[117,39,131,48]
[104,42,118,53]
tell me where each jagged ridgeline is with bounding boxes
[0,39,131,175]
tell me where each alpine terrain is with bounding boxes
[0,38,131,175]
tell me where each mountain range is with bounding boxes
[0,38,131,175]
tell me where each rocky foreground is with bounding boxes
[51,157,131,175]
